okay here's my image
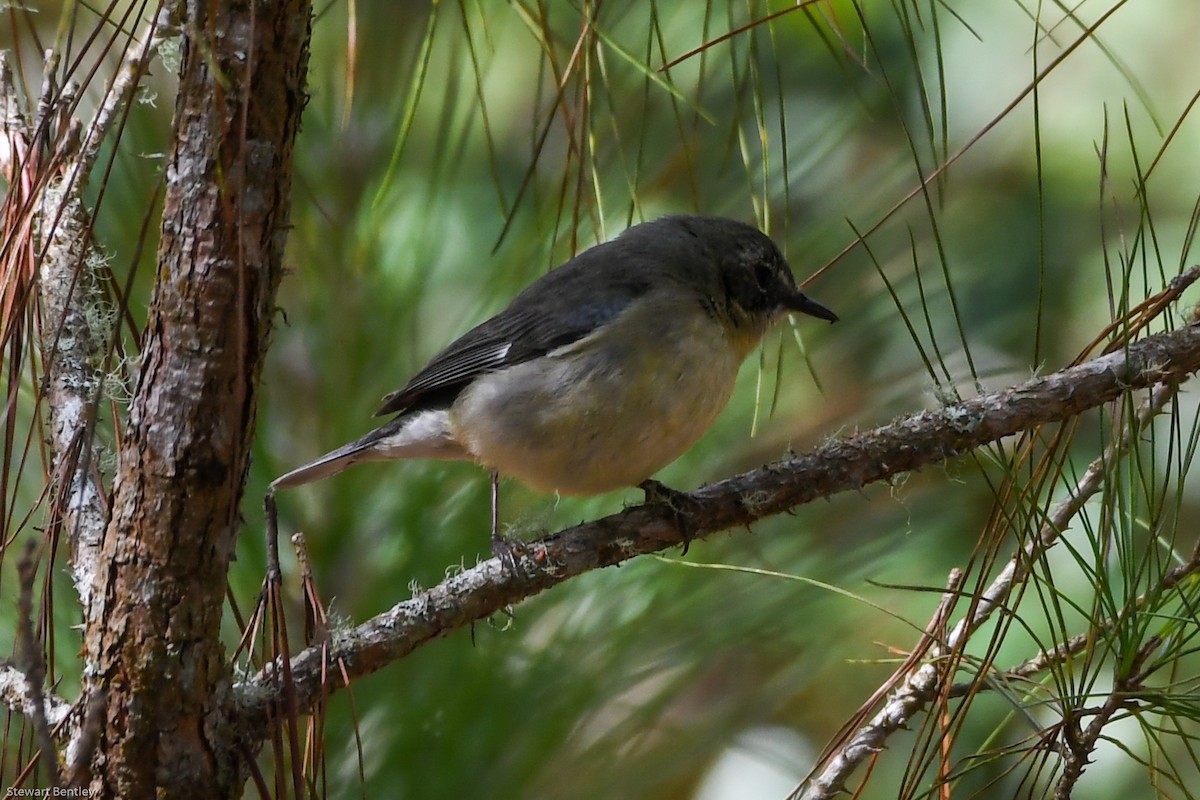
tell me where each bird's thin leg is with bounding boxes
[490,469,500,541]
[489,470,521,573]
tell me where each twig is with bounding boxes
[234,320,1200,737]
[961,380,1177,642]
[263,492,307,799]
[33,1,179,614]
[0,664,74,730]
[71,1,182,191]
[1053,634,1161,798]
[63,689,105,788]
[949,543,1200,697]
[35,183,109,609]
[795,350,1182,799]
[0,52,29,178]
[16,541,62,789]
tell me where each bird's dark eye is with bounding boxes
[754,261,775,288]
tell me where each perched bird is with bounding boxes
[271,215,837,556]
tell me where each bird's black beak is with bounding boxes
[784,291,839,323]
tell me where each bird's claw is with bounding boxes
[491,529,530,576]
[639,479,701,555]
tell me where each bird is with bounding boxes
[271,214,837,560]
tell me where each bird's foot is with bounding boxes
[491,528,531,576]
[487,469,528,575]
[639,479,701,555]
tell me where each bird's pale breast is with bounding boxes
[448,295,751,494]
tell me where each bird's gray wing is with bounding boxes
[375,249,655,416]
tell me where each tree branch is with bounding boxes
[949,534,1200,700]
[794,267,1200,798]
[235,321,1200,735]
[0,663,73,732]
[23,3,181,612]
[796,368,1181,799]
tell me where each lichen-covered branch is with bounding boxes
[235,321,1200,736]
[0,663,73,731]
[34,3,182,613]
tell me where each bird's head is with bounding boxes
[658,216,838,339]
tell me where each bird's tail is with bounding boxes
[269,409,467,490]
[269,436,378,490]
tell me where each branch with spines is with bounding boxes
[2,261,1198,780]
[233,313,1200,743]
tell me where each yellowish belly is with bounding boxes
[449,302,748,495]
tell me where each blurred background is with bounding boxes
[6,0,1200,797]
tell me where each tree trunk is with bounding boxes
[79,2,310,796]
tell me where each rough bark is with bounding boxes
[79,2,310,797]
